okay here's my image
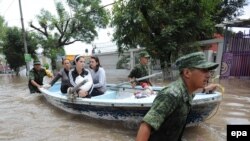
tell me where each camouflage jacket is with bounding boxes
[143,78,194,141]
[28,68,47,93]
[128,63,150,85]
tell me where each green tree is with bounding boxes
[30,0,109,70]
[0,16,7,52]
[213,0,247,23]
[112,0,246,79]
[2,27,38,75]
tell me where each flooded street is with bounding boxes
[183,78,250,141]
[0,70,250,141]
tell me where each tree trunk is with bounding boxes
[51,58,57,72]
[160,60,173,80]
[15,67,20,76]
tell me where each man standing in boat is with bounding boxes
[128,51,152,88]
[136,52,219,141]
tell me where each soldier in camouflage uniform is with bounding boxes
[136,52,219,141]
[28,60,52,93]
[128,51,152,87]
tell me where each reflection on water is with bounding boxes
[0,72,250,141]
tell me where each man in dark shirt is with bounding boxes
[28,60,51,93]
[128,51,152,87]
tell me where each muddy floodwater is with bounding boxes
[0,69,249,141]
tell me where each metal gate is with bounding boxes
[221,31,250,79]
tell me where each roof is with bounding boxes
[216,19,250,28]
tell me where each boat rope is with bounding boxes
[204,75,224,121]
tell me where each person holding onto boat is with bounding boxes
[128,51,152,87]
[47,58,71,93]
[68,55,93,98]
[28,60,53,93]
[136,52,220,141]
[89,56,107,96]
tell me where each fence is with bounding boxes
[221,31,250,79]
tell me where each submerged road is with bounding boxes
[0,69,249,141]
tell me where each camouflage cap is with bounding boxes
[33,60,41,65]
[175,52,218,71]
[139,51,150,58]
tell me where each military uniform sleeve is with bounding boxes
[143,92,179,131]
[29,70,35,80]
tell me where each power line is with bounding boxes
[3,0,15,16]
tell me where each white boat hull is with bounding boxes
[39,83,222,126]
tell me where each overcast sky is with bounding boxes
[0,0,115,55]
[0,0,250,54]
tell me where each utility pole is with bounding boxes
[18,0,30,76]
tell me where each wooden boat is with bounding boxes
[39,83,222,126]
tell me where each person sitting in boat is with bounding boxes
[68,55,93,98]
[134,82,154,99]
[136,52,220,141]
[28,60,53,94]
[89,55,107,96]
[46,58,71,93]
[128,51,152,88]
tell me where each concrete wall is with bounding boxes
[96,52,119,69]
[94,52,129,69]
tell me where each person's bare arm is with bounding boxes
[136,122,151,141]
[128,77,137,88]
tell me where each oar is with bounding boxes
[113,72,163,88]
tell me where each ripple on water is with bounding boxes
[227,111,246,116]
[224,102,245,107]
[224,117,250,125]
[183,123,225,141]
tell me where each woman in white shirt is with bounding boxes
[68,55,93,98]
[89,56,106,96]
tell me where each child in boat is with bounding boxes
[134,82,154,99]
